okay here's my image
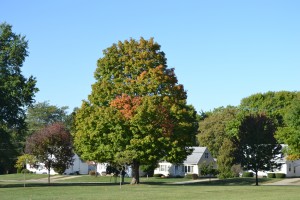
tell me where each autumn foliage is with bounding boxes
[110,94,142,119]
[26,123,74,183]
[74,38,198,184]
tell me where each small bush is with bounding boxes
[89,170,96,176]
[242,172,253,177]
[275,173,286,178]
[153,174,163,177]
[231,164,242,177]
[21,169,31,174]
[267,173,275,178]
[192,174,199,179]
[185,174,198,179]
[17,168,22,174]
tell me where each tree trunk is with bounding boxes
[255,171,258,186]
[95,163,98,177]
[121,174,125,184]
[130,160,140,184]
[48,167,51,185]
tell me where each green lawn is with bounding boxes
[0,175,299,200]
[0,173,48,181]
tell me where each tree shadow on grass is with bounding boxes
[0,178,274,188]
[0,182,121,188]
[140,178,273,186]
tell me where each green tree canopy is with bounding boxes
[74,38,198,184]
[240,91,300,126]
[15,154,36,170]
[0,22,38,174]
[197,106,238,158]
[232,111,282,186]
[25,101,70,135]
[197,106,239,179]
[276,100,300,160]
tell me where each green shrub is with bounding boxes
[267,173,275,178]
[275,173,286,178]
[192,174,199,179]
[17,168,22,174]
[242,172,253,177]
[89,170,96,176]
[185,174,198,179]
[21,169,31,174]
[153,174,163,177]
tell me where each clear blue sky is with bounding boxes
[1,0,299,113]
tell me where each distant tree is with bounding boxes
[26,101,70,135]
[276,100,300,160]
[216,138,236,179]
[0,22,38,174]
[74,38,198,184]
[197,106,239,179]
[232,112,282,186]
[25,123,74,184]
[240,91,300,126]
[197,106,238,158]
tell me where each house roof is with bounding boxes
[183,147,207,165]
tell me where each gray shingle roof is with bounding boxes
[183,147,207,165]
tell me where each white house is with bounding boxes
[154,147,215,177]
[64,154,92,175]
[26,154,93,175]
[251,145,300,178]
[264,157,300,177]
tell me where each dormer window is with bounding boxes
[205,153,209,158]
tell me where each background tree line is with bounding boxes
[197,91,300,185]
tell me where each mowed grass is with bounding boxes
[0,173,48,181]
[0,175,299,200]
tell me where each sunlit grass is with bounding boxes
[0,173,48,181]
[1,174,297,200]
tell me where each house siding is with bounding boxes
[154,147,216,177]
[26,154,91,175]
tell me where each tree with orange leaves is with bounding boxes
[73,38,198,184]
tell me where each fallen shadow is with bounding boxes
[0,182,123,188]
[0,178,283,188]
[139,178,277,186]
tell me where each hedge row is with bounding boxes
[242,172,253,177]
[268,173,286,178]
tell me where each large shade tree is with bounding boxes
[198,106,238,158]
[197,106,239,178]
[25,123,74,184]
[229,111,282,186]
[0,23,38,174]
[74,38,198,184]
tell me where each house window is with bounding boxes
[289,164,291,172]
[205,153,209,158]
[160,165,167,172]
[294,167,296,173]
[184,166,194,173]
